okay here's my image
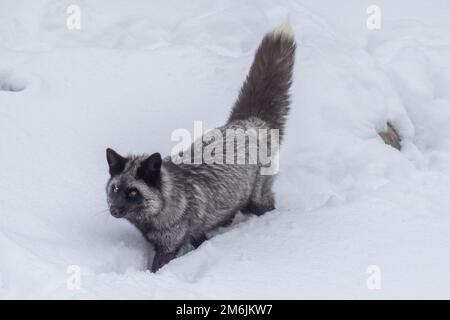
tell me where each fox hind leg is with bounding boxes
[242,175,275,216]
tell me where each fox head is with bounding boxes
[105,148,164,221]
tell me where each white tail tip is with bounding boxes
[271,16,295,40]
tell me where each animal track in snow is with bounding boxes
[0,72,27,92]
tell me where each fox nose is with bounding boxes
[110,206,127,218]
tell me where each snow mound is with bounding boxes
[1,0,450,299]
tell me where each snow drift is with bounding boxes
[1,0,450,299]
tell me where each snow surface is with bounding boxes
[1,0,450,299]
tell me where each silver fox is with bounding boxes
[105,21,296,272]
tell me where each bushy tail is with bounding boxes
[227,19,296,140]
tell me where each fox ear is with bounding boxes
[137,153,162,187]
[106,148,127,176]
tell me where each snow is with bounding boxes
[1,0,450,299]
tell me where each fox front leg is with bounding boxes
[147,223,189,272]
[150,248,179,272]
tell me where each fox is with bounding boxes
[105,21,296,272]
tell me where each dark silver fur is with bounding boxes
[105,22,296,272]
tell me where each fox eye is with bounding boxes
[126,188,140,199]
[111,185,119,193]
